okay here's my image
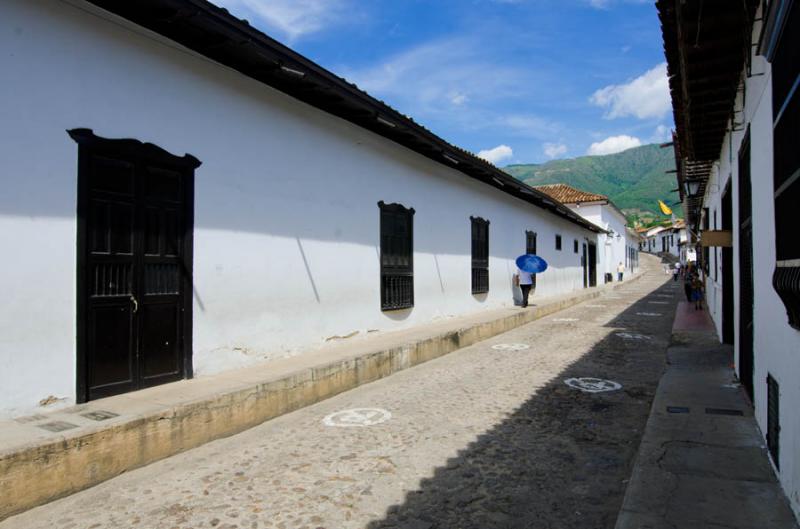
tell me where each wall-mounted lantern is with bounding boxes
[685,179,702,197]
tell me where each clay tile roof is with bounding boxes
[532,184,608,205]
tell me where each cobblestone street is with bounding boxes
[2,260,677,529]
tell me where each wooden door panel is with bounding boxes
[88,302,134,394]
[139,301,181,381]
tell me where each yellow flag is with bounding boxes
[658,200,673,216]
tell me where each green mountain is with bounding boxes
[503,143,680,220]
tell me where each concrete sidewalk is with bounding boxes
[0,271,643,521]
[615,302,799,529]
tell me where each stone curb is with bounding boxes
[0,273,642,521]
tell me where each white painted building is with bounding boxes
[660,0,800,519]
[0,0,606,417]
[535,184,639,282]
[640,223,686,262]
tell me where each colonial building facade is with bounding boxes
[659,0,800,518]
[535,184,639,282]
[0,0,606,417]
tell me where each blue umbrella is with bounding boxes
[516,254,548,274]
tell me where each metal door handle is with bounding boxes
[130,295,139,314]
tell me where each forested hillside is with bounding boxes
[504,143,680,220]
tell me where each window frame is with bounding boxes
[378,201,415,311]
[471,216,490,294]
[770,1,800,330]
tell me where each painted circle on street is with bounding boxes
[323,408,392,427]
[491,343,530,351]
[616,332,652,341]
[564,377,622,393]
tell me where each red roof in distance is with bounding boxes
[533,184,608,205]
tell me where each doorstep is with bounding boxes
[0,273,642,521]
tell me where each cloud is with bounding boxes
[588,0,651,8]
[342,39,535,122]
[497,115,561,140]
[450,92,469,106]
[478,145,514,165]
[543,142,568,159]
[650,124,672,143]
[587,135,642,155]
[213,0,348,41]
[590,63,671,120]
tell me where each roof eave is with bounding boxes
[82,0,602,233]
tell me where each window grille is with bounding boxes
[526,230,537,289]
[379,201,414,310]
[471,217,489,294]
[702,208,710,275]
[555,234,562,251]
[771,2,800,329]
[767,374,781,469]
[713,210,718,282]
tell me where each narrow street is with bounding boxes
[2,257,677,529]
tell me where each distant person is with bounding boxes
[691,274,704,310]
[617,262,625,281]
[514,269,534,308]
[672,264,680,282]
[684,269,694,302]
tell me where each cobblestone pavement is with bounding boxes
[2,257,678,529]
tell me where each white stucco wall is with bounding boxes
[0,0,600,417]
[701,10,800,518]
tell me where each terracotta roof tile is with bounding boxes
[533,184,608,205]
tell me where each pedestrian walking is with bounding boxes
[691,274,704,310]
[617,261,625,281]
[514,269,534,308]
[683,270,694,302]
[672,265,680,282]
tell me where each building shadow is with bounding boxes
[363,276,677,529]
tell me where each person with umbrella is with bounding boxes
[514,254,547,308]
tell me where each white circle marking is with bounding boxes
[564,377,622,393]
[323,408,392,427]
[491,343,530,351]
[616,332,652,340]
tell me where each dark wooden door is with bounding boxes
[582,243,588,288]
[72,129,199,402]
[738,131,754,401]
[588,243,598,287]
[526,230,537,288]
[721,183,734,345]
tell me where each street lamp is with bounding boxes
[685,179,702,197]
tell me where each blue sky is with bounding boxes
[214,0,672,165]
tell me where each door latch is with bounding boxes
[130,295,139,314]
